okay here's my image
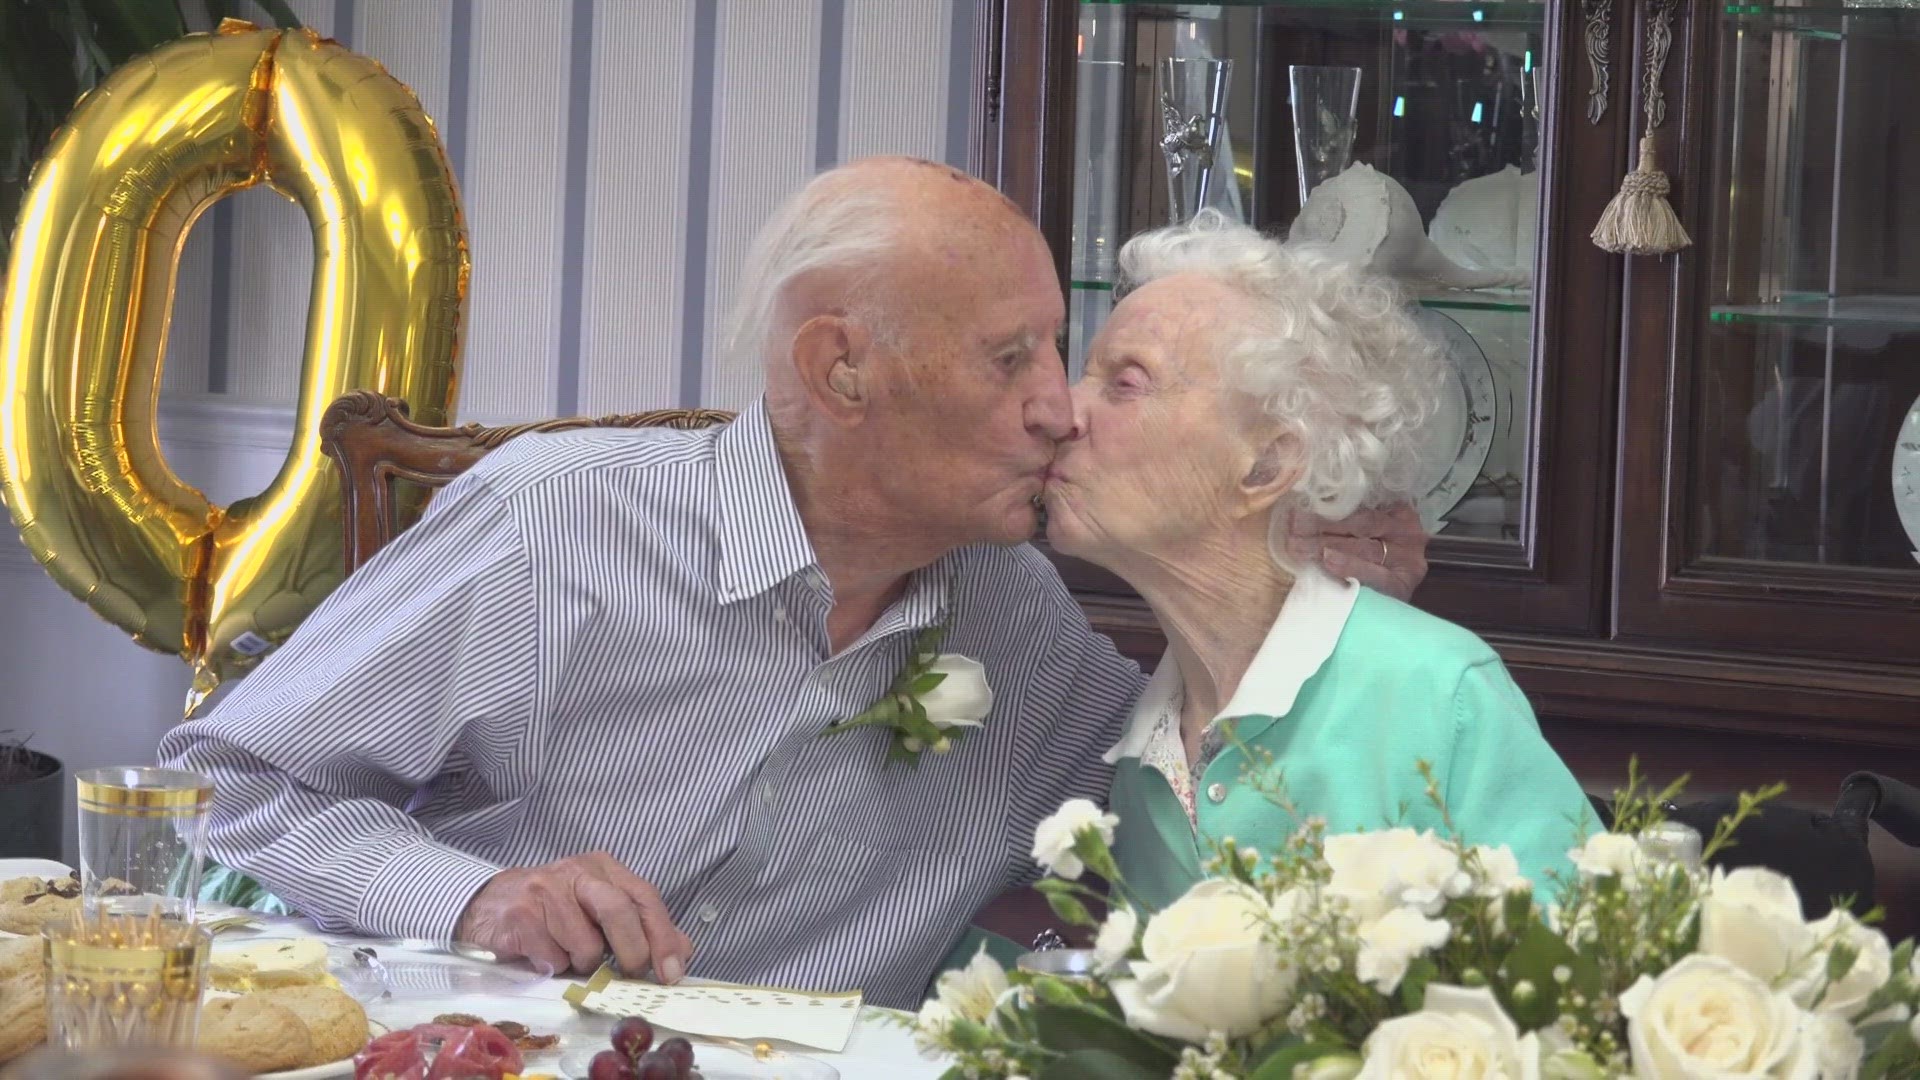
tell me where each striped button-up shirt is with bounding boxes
[158,400,1145,1007]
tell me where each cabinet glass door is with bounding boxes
[1617,0,1920,662]
[1694,3,1920,571]
[1067,1,1549,546]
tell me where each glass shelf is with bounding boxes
[1083,0,1548,28]
[1072,278,1533,315]
[1725,2,1920,40]
[1709,295,1920,331]
[1419,290,1533,314]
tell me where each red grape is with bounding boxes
[611,1015,656,1061]
[657,1037,694,1076]
[588,1049,638,1080]
[634,1051,678,1080]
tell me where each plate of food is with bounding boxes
[0,867,139,937]
[0,930,379,1076]
[356,1020,558,1080]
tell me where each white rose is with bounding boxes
[1295,1052,1363,1080]
[1109,880,1295,1041]
[1325,829,1471,921]
[1620,954,1807,1078]
[1700,867,1814,984]
[1782,1012,1862,1080]
[1787,909,1891,1018]
[1030,799,1119,880]
[1568,832,1647,883]
[1355,906,1452,994]
[920,654,993,729]
[1356,984,1539,1080]
[931,946,1008,1024]
[1092,905,1138,974]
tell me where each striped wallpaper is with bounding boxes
[160,0,977,423]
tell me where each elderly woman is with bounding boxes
[1045,212,1590,909]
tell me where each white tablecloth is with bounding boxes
[0,862,944,1079]
[227,914,947,1080]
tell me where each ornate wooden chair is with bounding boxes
[318,390,734,573]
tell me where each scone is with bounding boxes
[255,985,369,1067]
[195,995,313,1074]
[0,936,38,981]
[0,876,50,902]
[0,966,47,1065]
[0,876,80,935]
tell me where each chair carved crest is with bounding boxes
[320,390,733,573]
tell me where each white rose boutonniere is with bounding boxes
[823,623,991,767]
[1355,984,1540,1080]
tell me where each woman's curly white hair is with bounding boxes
[1115,209,1449,524]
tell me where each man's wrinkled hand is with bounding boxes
[454,852,693,982]
[1288,503,1430,601]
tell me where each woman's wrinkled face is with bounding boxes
[1045,275,1282,565]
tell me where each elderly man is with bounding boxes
[159,157,1425,1007]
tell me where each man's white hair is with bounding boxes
[1115,209,1448,526]
[723,173,906,367]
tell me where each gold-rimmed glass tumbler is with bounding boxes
[74,767,213,921]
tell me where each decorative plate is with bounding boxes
[1409,309,1498,533]
[1892,393,1920,562]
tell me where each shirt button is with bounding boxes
[772,602,787,624]
[759,782,776,804]
[695,902,719,925]
[1206,782,1228,804]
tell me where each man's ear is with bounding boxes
[790,314,867,423]
[1240,431,1304,515]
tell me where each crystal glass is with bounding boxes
[75,767,213,921]
[43,916,211,1051]
[1158,57,1233,224]
[1637,822,1705,872]
[1288,65,1362,204]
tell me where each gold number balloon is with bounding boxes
[0,21,467,711]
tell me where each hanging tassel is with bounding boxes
[1592,134,1690,255]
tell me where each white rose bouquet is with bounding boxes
[911,763,1920,1080]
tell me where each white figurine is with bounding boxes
[1289,163,1524,291]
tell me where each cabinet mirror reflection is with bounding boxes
[1067,1,1548,545]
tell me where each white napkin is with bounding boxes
[564,967,863,1053]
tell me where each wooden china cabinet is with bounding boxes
[970,0,1920,923]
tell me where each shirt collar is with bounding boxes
[1103,566,1360,763]
[712,398,819,605]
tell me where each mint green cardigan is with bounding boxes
[1108,587,1593,911]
